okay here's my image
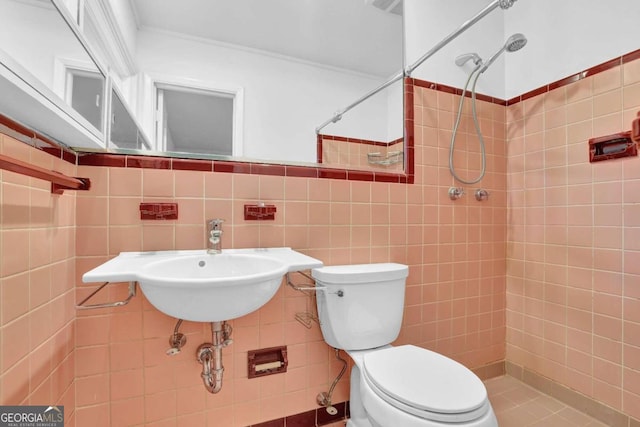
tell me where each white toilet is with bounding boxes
[312,263,498,427]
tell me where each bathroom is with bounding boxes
[1,0,640,425]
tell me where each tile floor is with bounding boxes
[485,376,607,427]
[319,375,608,427]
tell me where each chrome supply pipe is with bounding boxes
[405,0,518,76]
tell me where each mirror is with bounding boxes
[110,87,151,150]
[0,0,105,145]
[113,0,405,171]
[2,0,407,173]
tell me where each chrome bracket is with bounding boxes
[76,281,137,310]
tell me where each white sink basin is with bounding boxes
[82,248,323,322]
[137,253,286,321]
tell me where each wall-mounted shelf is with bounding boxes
[367,150,403,166]
[0,153,91,194]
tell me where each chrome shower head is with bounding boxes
[498,0,517,9]
[505,33,527,52]
[479,33,527,73]
[455,52,482,67]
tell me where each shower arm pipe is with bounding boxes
[404,0,511,77]
[315,70,404,134]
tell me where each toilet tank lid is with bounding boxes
[312,263,408,284]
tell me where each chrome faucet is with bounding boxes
[207,219,224,254]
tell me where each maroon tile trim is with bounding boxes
[405,89,414,119]
[410,78,505,105]
[318,168,347,180]
[250,401,349,427]
[623,48,640,64]
[0,78,412,183]
[0,114,77,164]
[283,409,316,427]
[403,87,415,185]
[61,149,77,164]
[250,163,286,176]
[286,165,318,178]
[40,146,63,158]
[213,160,252,174]
[506,86,547,105]
[251,419,284,427]
[511,49,638,105]
[7,46,640,178]
[316,402,348,425]
[0,114,36,139]
[413,46,640,107]
[374,172,402,183]
[77,153,127,167]
[411,78,437,91]
[171,158,213,171]
[437,82,459,95]
[347,170,374,181]
[584,57,622,78]
[126,156,171,169]
[548,73,582,91]
[316,134,323,163]
[319,134,391,147]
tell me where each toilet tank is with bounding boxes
[312,263,408,350]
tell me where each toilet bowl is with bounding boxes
[347,345,496,427]
[312,263,498,427]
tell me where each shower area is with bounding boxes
[405,0,640,425]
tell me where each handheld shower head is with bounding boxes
[505,33,527,52]
[479,33,527,73]
[455,52,482,67]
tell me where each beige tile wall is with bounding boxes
[0,134,76,422]
[321,138,404,172]
[0,79,506,426]
[506,57,640,420]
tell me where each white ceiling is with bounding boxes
[130,0,403,77]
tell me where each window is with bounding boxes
[155,83,241,156]
[65,68,104,131]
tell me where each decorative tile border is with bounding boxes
[318,134,402,148]
[249,401,349,427]
[409,47,640,108]
[0,115,77,164]
[247,360,505,427]
[4,46,639,183]
[408,77,507,106]
[507,47,640,105]
[76,152,410,183]
[506,361,640,427]
[0,80,415,183]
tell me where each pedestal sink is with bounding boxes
[82,247,323,321]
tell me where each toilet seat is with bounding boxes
[361,345,490,423]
